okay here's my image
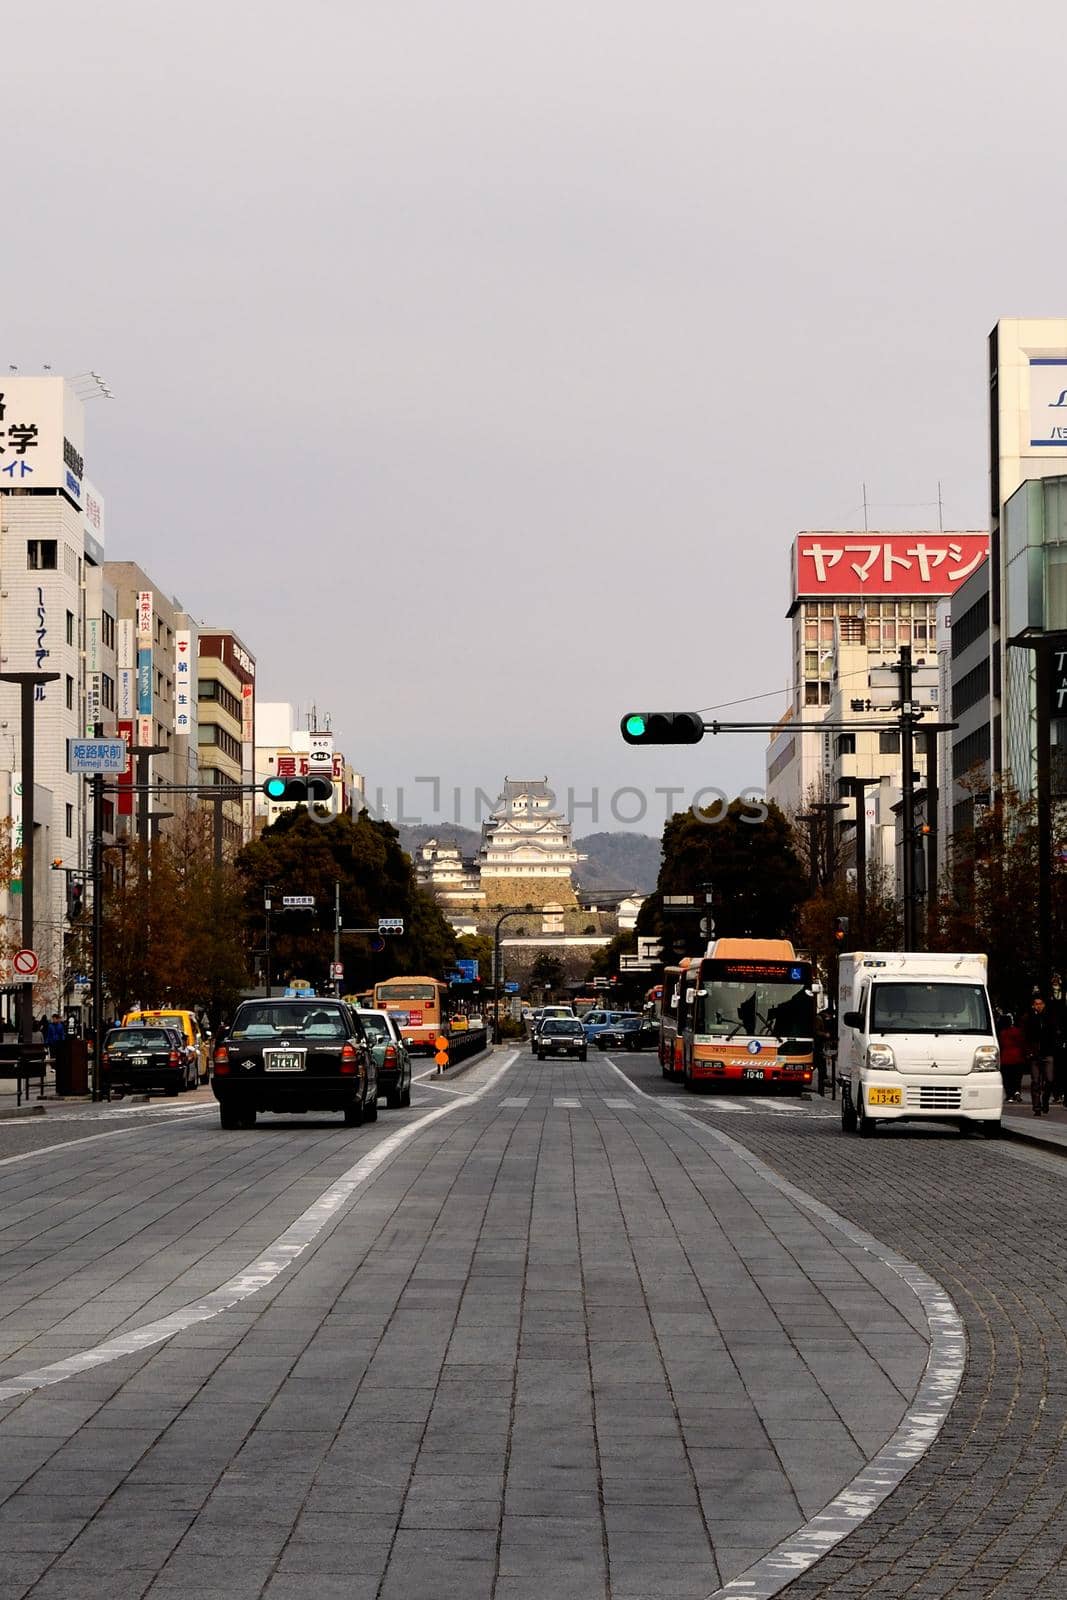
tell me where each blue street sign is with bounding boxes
[451,959,479,982]
[504,982,520,994]
[67,738,127,774]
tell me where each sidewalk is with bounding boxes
[1002,1093,1067,1152]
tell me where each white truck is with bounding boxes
[838,952,1003,1138]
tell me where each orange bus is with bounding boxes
[659,939,815,1092]
[373,976,446,1054]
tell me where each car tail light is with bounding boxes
[101,1051,109,1069]
[213,1045,230,1075]
[168,1050,180,1066]
[384,1044,397,1067]
[340,1042,359,1075]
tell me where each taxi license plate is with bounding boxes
[742,1068,764,1080]
[130,1055,148,1066]
[264,1051,304,1073]
[868,1086,902,1106]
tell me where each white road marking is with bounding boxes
[500,1098,530,1107]
[0,1053,520,1402]
[553,1098,581,1108]
[600,1098,636,1109]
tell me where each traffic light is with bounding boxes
[67,876,85,920]
[834,916,849,945]
[262,775,334,805]
[620,712,705,745]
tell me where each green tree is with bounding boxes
[639,800,807,960]
[237,809,456,994]
[529,952,565,998]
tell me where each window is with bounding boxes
[27,540,57,570]
[804,681,820,706]
[837,734,856,757]
[879,731,900,755]
[65,675,74,710]
[954,659,990,718]
[65,803,73,838]
[66,610,75,646]
[820,681,831,704]
[101,674,115,711]
[102,611,115,649]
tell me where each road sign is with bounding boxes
[378,918,404,934]
[504,982,520,994]
[67,738,128,775]
[330,962,344,979]
[619,955,654,970]
[12,948,39,983]
[283,896,315,908]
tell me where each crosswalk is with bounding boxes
[497,1093,829,1117]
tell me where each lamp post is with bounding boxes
[841,777,879,944]
[0,671,60,1056]
[493,905,535,1036]
[1006,630,1067,998]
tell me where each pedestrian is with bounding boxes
[997,1013,1026,1103]
[1022,995,1058,1117]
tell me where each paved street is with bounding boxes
[0,1048,1062,1598]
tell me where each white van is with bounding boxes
[838,952,1002,1137]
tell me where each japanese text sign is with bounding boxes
[793,533,988,600]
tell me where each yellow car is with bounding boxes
[449,1015,469,1032]
[123,1009,210,1084]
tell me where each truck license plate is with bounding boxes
[742,1068,764,1080]
[868,1086,902,1106]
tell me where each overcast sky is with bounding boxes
[9,2,1066,837]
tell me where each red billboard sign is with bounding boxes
[793,533,988,599]
[116,721,134,816]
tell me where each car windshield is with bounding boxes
[870,983,991,1035]
[360,1016,391,1041]
[229,1004,347,1039]
[543,1020,582,1036]
[107,1030,173,1049]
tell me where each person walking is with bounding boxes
[997,1013,1026,1104]
[1023,995,1058,1116]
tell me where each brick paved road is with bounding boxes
[612,1054,1067,1598]
[0,1049,944,1599]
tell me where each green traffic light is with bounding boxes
[625,714,647,738]
[264,777,287,799]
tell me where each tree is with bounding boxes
[236,809,456,994]
[100,813,249,1028]
[639,800,808,960]
[529,952,565,999]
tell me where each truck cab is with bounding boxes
[838,952,1002,1137]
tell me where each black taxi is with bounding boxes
[211,998,377,1130]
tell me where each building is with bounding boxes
[766,531,989,822]
[198,631,256,851]
[103,562,199,840]
[478,779,584,908]
[254,703,364,828]
[0,378,116,1024]
[987,320,1067,790]
[415,839,485,923]
[946,560,992,837]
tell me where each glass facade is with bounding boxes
[1003,476,1067,799]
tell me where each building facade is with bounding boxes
[478,779,584,908]
[198,631,256,851]
[254,703,364,829]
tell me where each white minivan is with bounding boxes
[838,952,1003,1137]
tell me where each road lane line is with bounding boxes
[597,1053,966,1600]
[0,1052,519,1403]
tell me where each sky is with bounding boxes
[8,1,1067,837]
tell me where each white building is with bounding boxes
[255,703,364,826]
[0,378,116,1023]
[766,531,988,822]
[478,779,584,899]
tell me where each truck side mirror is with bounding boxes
[842,1010,863,1029]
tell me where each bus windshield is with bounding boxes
[696,972,814,1040]
[377,984,437,1002]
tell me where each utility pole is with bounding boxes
[132,745,166,846]
[844,777,879,945]
[898,645,918,949]
[263,884,275,999]
[0,672,60,1054]
[922,727,940,949]
[334,880,341,997]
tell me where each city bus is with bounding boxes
[659,939,815,1092]
[372,976,447,1054]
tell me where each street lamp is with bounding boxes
[493,905,535,1034]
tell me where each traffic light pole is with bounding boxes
[91,772,105,1100]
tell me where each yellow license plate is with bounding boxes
[868,1086,902,1106]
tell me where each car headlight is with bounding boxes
[866,1043,896,1070]
[973,1044,1000,1072]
